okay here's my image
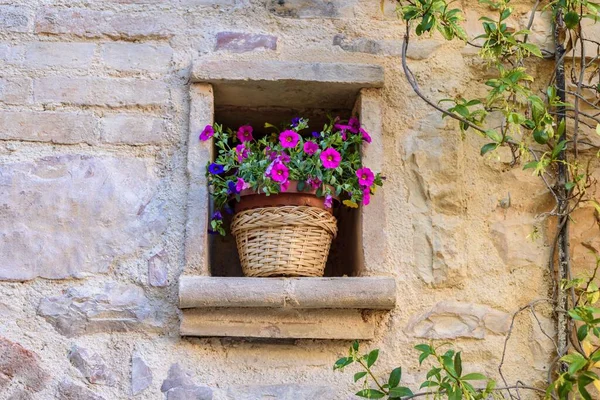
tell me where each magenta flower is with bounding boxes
[235,178,248,193]
[199,125,214,141]
[362,187,371,206]
[237,125,253,142]
[235,144,249,162]
[307,177,322,190]
[334,123,353,132]
[269,162,289,183]
[279,130,300,148]
[303,141,319,155]
[360,128,372,143]
[349,117,360,132]
[356,167,374,187]
[280,180,290,192]
[278,153,291,163]
[324,194,333,209]
[320,148,341,169]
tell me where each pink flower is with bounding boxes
[356,167,374,187]
[237,125,253,142]
[235,144,249,162]
[334,123,353,133]
[349,117,360,132]
[269,162,289,183]
[320,148,341,169]
[280,180,290,192]
[235,178,249,193]
[362,187,371,206]
[279,130,300,148]
[199,125,214,141]
[324,194,333,209]
[303,141,319,155]
[360,128,372,143]
[278,153,290,163]
[307,177,322,190]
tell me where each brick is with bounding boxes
[33,77,168,107]
[0,5,31,33]
[35,7,183,39]
[0,110,95,143]
[100,114,166,145]
[23,42,95,68]
[267,0,358,18]
[0,77,31,104]
[100,42,172,73]
[215,32,277,53]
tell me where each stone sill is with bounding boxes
[178,277,396,339]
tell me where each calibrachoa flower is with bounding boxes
[269,162,289,183]
[227,180,238,194]
[237,125,253,142]
[312,131,320,138]
[199,125,214,141]
[348,117,360,132]
[235,144,249,162]
[291,117,301,127]
[362,188,371,206]
[303,141,319,155]
[235,177,248,193]
[334,123,354,133]
[307,177,322,190]
[208,163,224,174]
[212,211,223,220]
[280,180,290,192]
[320,148,341,169]
[324,194,333,209]
[360,128,372,143]
[279,130,300,148]
[356,167,374,187]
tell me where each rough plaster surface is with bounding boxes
[0,0,595,399]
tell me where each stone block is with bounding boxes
[99,114,166,145]
[267,0,358,18]
[37,282,156,336]
[161,364,213,400]
[334,35,442,60]
[23,42,95,68]
[57,380,105,400]
[148,250,168,287]
[68,345,116,386]
[226,384,336,400]
[215,32,277,53]
[490,216,547,270]
[0,110,95,144]
[131,353,152,395]
[0,155,165,280]
[0,77,31,104]
[35,7,184,39]
[0,5,31,33]
[100,42,172,73]
[0,337,49,394]
[33,77,168,107]
[406,301,511,339]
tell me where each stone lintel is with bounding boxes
[180,308,375,339]
[178,276,396,310]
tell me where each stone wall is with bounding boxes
[0,0,597,399]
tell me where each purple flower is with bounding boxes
[235,177,248,192]
[269,162,289,183]
[235,144,249,162]
[280,180,290,192]
[324,194,333,209]
[320,148,341,169]
[279,153,290,163]
[334,123,354,133]
[307,177,322,190]
[199,125,214,141]
[208,163,224,174]
[303,141,319,155]
[291,117,301,127]
[279,130,300,148]
[362,187,371,206]
[212,211,223,220]
[227,180,238,194]
[237,125,253,142]
[349,117,360,132]
[356,167,374,187]
[360,128,372,143]
[312,131,320,138]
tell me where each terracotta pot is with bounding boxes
[233,180,337,213]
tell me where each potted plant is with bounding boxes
[199,116,384,277]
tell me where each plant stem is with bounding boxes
[356,358,388,395]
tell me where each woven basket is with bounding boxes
[230,205,338,277]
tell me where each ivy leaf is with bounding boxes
[389,387,414,398]
[355,389,385,399]
[388,367,402,388]
[367,349,379,368]
[354,371,367,382]
[565,11,580,29]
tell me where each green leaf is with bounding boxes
[533,129,549,144]
[367,349,379,368]
[500,7,512,21]
[520,43,542,57]
[352,340,360,352]
[354,371,367,382]
[296,181,306,192]
[355,389,385,399]
[566,182,576,191]
[454,352,462,377]
[414,344,432,353]
[461,373,488,381]
[388,367,402,388]
[389,386,414,398]
[333,357,353,370]
[523,161,538,170]
[485,129,502,143]
[480,143,497,155]
[565,11,580,29]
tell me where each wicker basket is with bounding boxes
[230,205,338,277]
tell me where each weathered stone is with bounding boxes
[131,353,152,395]
[37,282,155,337]
[490,216,547,270]
[33,77,168,107]
[0,111,95,144]
[0,78,31,104]
[529,314,556,371]
[333,34,382,54]
[100,43,173,73]
[0,6,31,33]
[226,384,336,399]
[35,7,184,39]
[0,337,49,394]
[0,155,165,280]
[148,250,169,287]
[57,379,105,400]
[406,301,511,339]
[68,345,116,386]
[520,11,554,53]
[161,364,212,400]
[215,32,277,53]
[99,114,166,145]
[23,42,95,68]
[333,34,442,60]
[267,0,357,18]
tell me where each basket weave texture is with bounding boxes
[230,205,338,277]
